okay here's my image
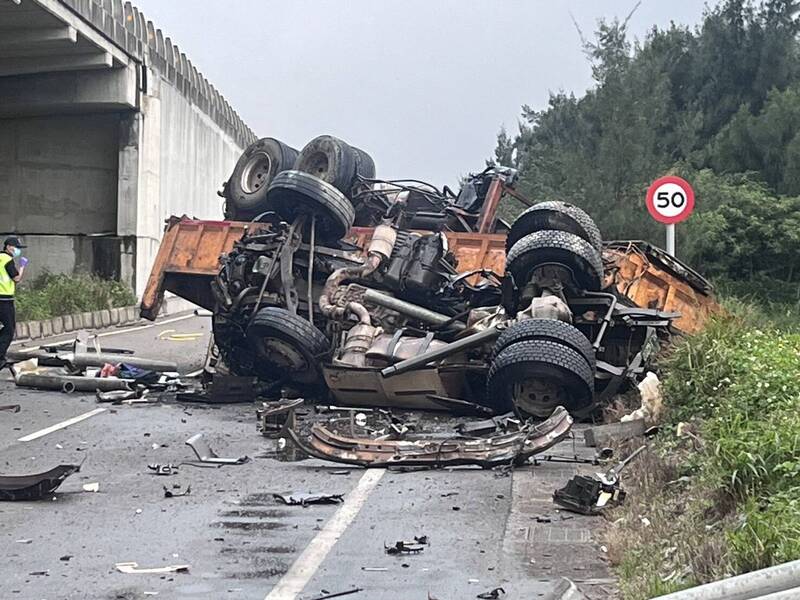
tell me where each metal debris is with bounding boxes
[115,562,190,574]
[163,484,191,498]
[287,406,573,469]
[148,463,178,476]
[185,433,249,465]
[0,464,81,501]
[476,588,506,599]
[0,404,20,412]
[385,536,429,555]
[309,589,364,600]
[272,492,344,506]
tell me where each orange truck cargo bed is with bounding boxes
[140,218,719,333]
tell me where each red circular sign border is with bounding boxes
[646,175,695,224]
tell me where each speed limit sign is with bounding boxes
[646,175,695,256]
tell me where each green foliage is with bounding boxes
[15,271,136,321]
[496,0,800,286]
[610,305,800,596]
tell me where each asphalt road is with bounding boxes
[0,313,614,600]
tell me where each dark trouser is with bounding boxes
[0,300,15,362]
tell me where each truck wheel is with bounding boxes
[246,307,330,389]
[266,170,355,241]
[493,318,595,369]
[506,230,603,293]
[487,339,594,418]
[226,138,299,212]
[506,201,602,254]
[352,146,376,180]
[294,135,357,193]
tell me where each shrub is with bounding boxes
[15,272,136,321]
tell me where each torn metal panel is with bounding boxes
[0,464,80,501]
[287,405,573,468]
[185,433,249,465]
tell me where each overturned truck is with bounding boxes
[141,135,719,419]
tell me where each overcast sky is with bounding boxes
[133,0,707,186]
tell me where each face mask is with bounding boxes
[12,248,21,258]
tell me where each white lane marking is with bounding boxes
[17,408,107,442]
[11,313,198,350]
[264,468,386,600]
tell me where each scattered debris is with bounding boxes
[257,398,304,437]
[163,484,191,498]
[0,404,20,412]
[115,562,190,574]
[0,464,81,501]
[476,588,506,599]
[287,406,573,469]
[148,463,178,476]
[82,482,100,493]
[185,433,249,465]
[385,537,429,555]
[273,492,344,506]
[309,589,364,600]
[553,445,646,514]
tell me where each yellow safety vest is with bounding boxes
[0,253,15,297]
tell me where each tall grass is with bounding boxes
[15,271,136,321]
[606,300,800,598]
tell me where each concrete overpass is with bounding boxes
[0,0,256,294]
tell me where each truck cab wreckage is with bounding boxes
[140,135,719,465]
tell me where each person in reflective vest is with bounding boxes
[0,236,27,369]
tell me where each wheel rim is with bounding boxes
[304,151,330,179]
[257,337,311,381]
[241,151,272,194]
[512,378,567,416]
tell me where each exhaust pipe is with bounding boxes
[363,289,465,331]
[381,324,503,378]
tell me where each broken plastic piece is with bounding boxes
[163,485,191,498]
[273,492,344,506]
[287,406,573,469]
[82,482,100,493]
[185,433,249,465]
[0,464,81,501]
[115,562,190,574]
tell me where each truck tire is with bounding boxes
[506,201,602,253]
[226,138,299,212]
[487,339,594,418]
[352,146,376,180]
[265,170,355,241]
[294,135,357,193]
[506,230,603,292]
[246,307,330,389]
[493,318,594,369]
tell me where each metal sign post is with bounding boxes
[646,176,695,257]
[666,223,675,256]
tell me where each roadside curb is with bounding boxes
[13,296,196,342]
